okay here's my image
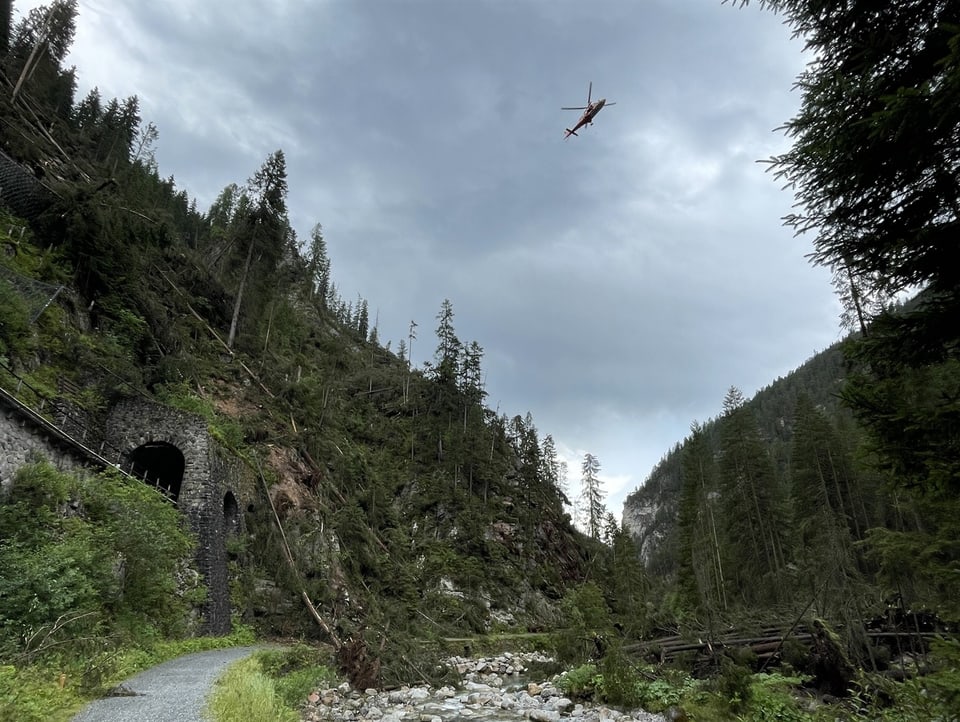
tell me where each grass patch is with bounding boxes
[206,656,299,722]
[254,644,338,709]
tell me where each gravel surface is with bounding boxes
[70,646,262,722]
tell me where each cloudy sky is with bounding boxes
[16,0,843,518]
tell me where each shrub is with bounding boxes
[0,462,200,659]
[556,663,601,700]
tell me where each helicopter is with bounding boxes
[562,82,616,139]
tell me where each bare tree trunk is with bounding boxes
[227,239,254,349]
[845,263,869,337]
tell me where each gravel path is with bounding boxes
[70,646,262,722]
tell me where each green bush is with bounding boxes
[554,582,614,664]
[743,673,809,722]
[633,668,701,712]
[0,277,33,359]
[556,663,601,700]
[0,462,200,659]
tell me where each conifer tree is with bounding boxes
[579,453,606,540]
[7,0,77,111]
[306,223,331,304]
[227,150,290,349]
[789,394,863,615]
[540,435,562,494]
[677,421,725,616]
[431,299,460,387]
[717,387,788,604]
[356,298,369,340]
[605,521,648,636]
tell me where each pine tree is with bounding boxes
[8,0,78,111]
[356,297,369,340]
[431,299,460,387]
[789,394,864,616]
[717,386,788,605]
[742,0,960,348]
[677,421,725,616]
[540,435,562,494]
[227,150,290,349]
[579,453,606,540]
[605,521,649,637]
[306,223,331,304]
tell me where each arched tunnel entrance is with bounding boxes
[128,441,185,503]
[223,490,240,536]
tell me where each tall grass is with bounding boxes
[206,656,299,722]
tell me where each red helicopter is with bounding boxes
[562,82,616,139]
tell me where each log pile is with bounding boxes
[629,621,947,668]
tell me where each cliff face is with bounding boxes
[621,447,682,573]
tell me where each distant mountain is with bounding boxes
[621,340,849,574]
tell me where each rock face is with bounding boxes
[621,490,674,567]
[302,653,667,722]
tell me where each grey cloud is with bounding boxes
[32,0,842,517]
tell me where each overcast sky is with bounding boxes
[16,0,843,519]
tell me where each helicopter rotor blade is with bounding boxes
[587,81,592,105]
[561,106,588,110]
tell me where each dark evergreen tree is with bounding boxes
[227,150,290,349]
[7,0,77,113]
[676,421,725,618]
[306,223,331,304]
[1,0,12,55]
[743,0,960,345]
[717,387,788,605]
[459,340,484,404]
[789,394,864,616]
[540,434,563,497]
[605,522,648,637]
[431,299,460,387]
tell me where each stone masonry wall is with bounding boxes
[105,398,237,635]
[0,396,87,492]
[0,387,238,636]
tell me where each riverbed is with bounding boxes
[301,652,668,722]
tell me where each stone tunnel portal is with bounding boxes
[128,441,185,503]
[223,490,240,536]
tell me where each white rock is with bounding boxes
[548,697,574,712]
[530,710,562,722]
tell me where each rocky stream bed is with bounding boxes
[301,652,669,722]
